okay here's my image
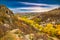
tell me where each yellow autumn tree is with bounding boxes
[43,23,56,36]
[55,25,60,36]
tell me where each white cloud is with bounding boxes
[20,2,48,6]
[9,7,59,13]
[9,2,60,13]
[19,2,59,7]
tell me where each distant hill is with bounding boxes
[15,12,42,18]
[31,8,60,24]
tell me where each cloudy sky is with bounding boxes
[0,0,60,13]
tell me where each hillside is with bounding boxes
[0,5,38,37]
[31,8,60,24]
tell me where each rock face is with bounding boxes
[0,5,14,23]
[0,5,13,14]
[0,5,14,37]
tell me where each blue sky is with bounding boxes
[0,0,60,13]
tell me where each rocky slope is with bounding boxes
[0,5,37,37]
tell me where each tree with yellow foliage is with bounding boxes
[43,23,56,36]
[55,25,60,36]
